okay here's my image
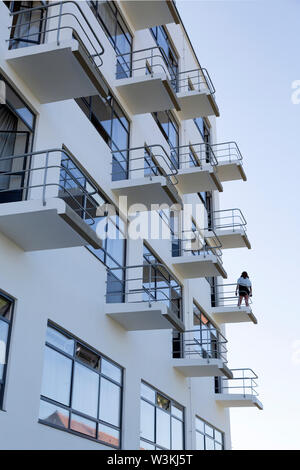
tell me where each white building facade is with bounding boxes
[0,0,262,450]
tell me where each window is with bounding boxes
[195,416,224,450]
[140,382,184,450]
[76,93,130,181]
[143,245,182,320]
[39,324,123,448]
[152,111,179,168]
[193,302,220,359]
[0,292,14,409]
[8,2,47,50]
[0,73,35,204]
[90,1,133,79]
[150,26,178,86]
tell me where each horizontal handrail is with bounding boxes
[8,1,104,68]
[173,227,223,262]
[111,145,179,183]
[211,283,253,308]
[105,263,182,320]
[173,328,228,362]
[211,208,247,232]
[210,142,243,164]
[218,368,259,396]
[172,142,218,167]
[0,146,101,226]
[176,67,216,95]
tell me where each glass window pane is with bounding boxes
[140,440,155,450]
[75,344,100,369]
[46,326,74,356]
[0,320,9,380]
[41,346,72,406]
[156,393,170,411]
[141,383,155,403]
[171,417,183,450]
[39,399,69,429]
[215,430,223,443]
[205,424,214,437]
[140,400,155,442]
[171,403,183,420]
[156,408,171,449]
[101,358,122,384]
[98,423,120,448]
[196,432,205,450]
[99,378,121,427]
[205,436,215,450]
[0,296,12,320]
[215,442,223,450]
[195,416,204,433]
[70,413,96,438]
[72,363,99,418]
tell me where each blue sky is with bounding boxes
[177,0,300,450]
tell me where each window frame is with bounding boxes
[0,291,15,410]
[195,416,224,450]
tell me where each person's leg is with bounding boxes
[245,295,249,307]
[238,295,242,306]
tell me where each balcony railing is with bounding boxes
[8,1,104,68]
[174,142,218,168]
[176,68,216,95]
[0,146,101,226]
[211,209,247,232]
[173,328,228,362]
[211,283,252,308]
[173,227,223,262]
[210,142,243,165]
[217,368,259,397]
[105,263,182,321]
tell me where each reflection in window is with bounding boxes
[140,382,184,450]
[0,292,14,408]
[40,324,123,448]
[152,111,179,168]
[150,26,178,86]
[195,416,224,450]
[193,302,220,359]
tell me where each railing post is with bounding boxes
[57,2,63,46]
[42,151,49,206]
[148,263,151,308]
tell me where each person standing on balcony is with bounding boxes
[235,271,252,307]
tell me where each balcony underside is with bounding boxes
[177,91,220,120]
[6,39,105,103]
[0,198,101,251]
[211,306,257,325]
[121,0,180,30]
[115,74,180,115]
[206,229,251,249]
[216,161,247,182]
[176,166,223,194]
[106,301,185,332]
[171,255,227,279]
[173,358,233,378]
[216,394,263,410]
[111,176,181,209]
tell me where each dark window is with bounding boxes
[40,323,123,448]
[76,94,130,181]
[0,292,14,409]
[152,111,179,168]
[140,382,184,450]
[90,1,133,79]
[150,26,178,87]
[8,1,47,50]
[143,245,182,320]
[193,303,220,360]
[195,416,224,450]
[0,74,35,204]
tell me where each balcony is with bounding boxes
[115,46,180,115]
[0,145,102,251]
[110,145,182,209]
[121,0,180,31]
[215,369,263,410]
[172,329,232,378]
[212,142,247,183]
[105,264,185,332]
[174,143,223,194]
[6,1,105,103]
[211,283,257,324]
[171,228,227,279]
[205,209,251,249]
[176,68,220,119]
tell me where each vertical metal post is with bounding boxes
[42,151,49,206]
[148,263,151,308]
[57,2,63,46]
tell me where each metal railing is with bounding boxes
[210,142,243,165]
[111,145,179,183]
[173,328,228,362]
[105,263,182,320]
[115,46,215,96]
[217,368,258,397]
[8,1,104,68]
[0,146,102,226]
[173,142,218,168]
[173,227,223,263]
[211,283,252,308]
[211,209,247,232]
